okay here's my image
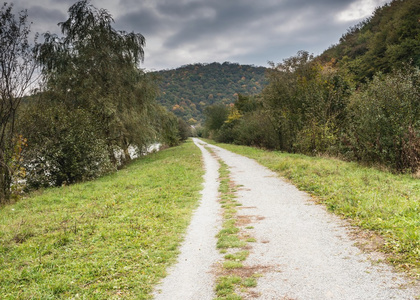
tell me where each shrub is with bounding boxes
[294,120,338,155]
[20,102,112,188]
[216,121,239,144]
[345,67,420,172]
[234,111,280,149]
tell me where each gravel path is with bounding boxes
[153,139,222,299]
[154,139,419,299]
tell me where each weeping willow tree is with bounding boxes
[17,0,171,188]
[35,0,157,167]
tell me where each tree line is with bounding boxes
[203,0,420,174]
[0,1,189,204]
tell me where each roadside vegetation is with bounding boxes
[0,141,203,299]
[202,0,420,175]
[206,140,420,278]
[203,61,420,175]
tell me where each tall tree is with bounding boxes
[0,3,36,203]
[262,51,351,154]
[36,0,152,166]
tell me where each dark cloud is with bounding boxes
[118,8,166,35]
[13,0,389,70]
[27,6,66,24]
[146,0,349,52]
[161,1,285,48]
[156,1,214,18]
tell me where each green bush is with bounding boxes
[155,107,183,147]
[234,110,280,149]
[177,118,191,141]
[20,102,112,188]
[215,121,239,144]
[294,120,338,155]
[345,67,420,172]
[261,51,351,153]
[204,104,229,133]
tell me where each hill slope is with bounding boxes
[153,62,267,123]
[319,0,420,82]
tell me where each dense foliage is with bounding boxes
[320,0,420,82]
[204,0,420,173]
[154,62,267,124]
[34,0,153,167]
[345,68,420,172]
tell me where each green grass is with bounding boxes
[211,156,245,251]
[0,140,203,299]
[215,275,257,299]
[224,251,249,262]
[215,276,242,299]
[217,235,246,249]
[223,261,244,269]
[241,277,257,288]
[245,237,257,243]
[209,150,257,300]
[205,140,420,277]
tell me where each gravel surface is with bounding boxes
[152,139,222,300]
[153,139,419,299]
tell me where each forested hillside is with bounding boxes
[319,0,420,82]
[153,62,267,123]
[203,0,420,174]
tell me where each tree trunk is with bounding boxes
[0,156,11,205]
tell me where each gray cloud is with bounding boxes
[11,0,389,70]
[27,6,66,24]
[118,8,166,35]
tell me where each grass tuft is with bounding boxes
[223,261,244,269]
[224,250,249,262]
[215,276,242,298]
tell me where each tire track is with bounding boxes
[153,139,222,299]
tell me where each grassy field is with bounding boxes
[204,140,420,278]
[0,140,203,299]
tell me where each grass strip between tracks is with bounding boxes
[206,147,258,300]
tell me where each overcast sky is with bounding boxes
[10,0,389,71]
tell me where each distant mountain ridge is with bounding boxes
[153,62,267,123]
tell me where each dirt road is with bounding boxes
[153,139,418,299]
